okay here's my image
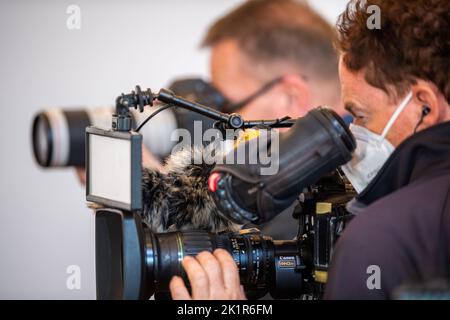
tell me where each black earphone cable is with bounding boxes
[414,106,431,133]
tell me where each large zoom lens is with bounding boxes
[96,209,310,300]
[145,230,309,299]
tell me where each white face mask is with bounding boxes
[341,91,413,193]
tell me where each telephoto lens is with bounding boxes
[95,209,311,300]
[32,106,177,167]
[31,79,227,168]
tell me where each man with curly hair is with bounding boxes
[324,0,450,299]
[169,0,450,300]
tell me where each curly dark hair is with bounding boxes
[337,0,450,103]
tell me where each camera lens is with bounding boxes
[95,209,308,299]
[31,79,231,169]
[144,227,308,299]
[32,108,96,167]
[31,107,178,168]
[32,113,52,167]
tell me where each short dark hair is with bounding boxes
[202,0,339,82]
[337,0,450,103]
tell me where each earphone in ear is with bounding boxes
[422,105,431,116]
[414,105,431,133]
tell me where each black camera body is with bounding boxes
[294,172,356,298]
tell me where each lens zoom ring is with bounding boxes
[180,231,214,256]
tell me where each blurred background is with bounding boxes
[0,0,348,299]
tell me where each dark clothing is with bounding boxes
[325,121,450,299]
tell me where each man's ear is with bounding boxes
[279,74,311,117]
[411,81,441,130]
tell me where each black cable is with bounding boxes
[414,117,424,134]
[136,104,174,132]
[274,116,292,126]
[413,106,431,134]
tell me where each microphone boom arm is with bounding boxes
[112,85,296,132]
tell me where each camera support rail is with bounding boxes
[112,85,296,132]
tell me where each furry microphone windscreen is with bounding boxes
[141,145,241,233]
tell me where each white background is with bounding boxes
[0,0,348,299]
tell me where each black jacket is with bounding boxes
[325,121,450,299]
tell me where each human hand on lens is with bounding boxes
[169,249,247,300]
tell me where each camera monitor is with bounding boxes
[86,127,142,211]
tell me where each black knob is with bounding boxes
[229,114,244,129]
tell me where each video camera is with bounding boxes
[87,85,356,299]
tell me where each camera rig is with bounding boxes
[112,85,296,132]
[89,85,356,300]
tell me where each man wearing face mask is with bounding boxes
[324,0,450,299]
[169,0,450,300]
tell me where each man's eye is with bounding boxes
[353,115,368,126]
[352,111,367,120]
[345,103,369,122]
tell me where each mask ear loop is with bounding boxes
[379,91,414,141]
